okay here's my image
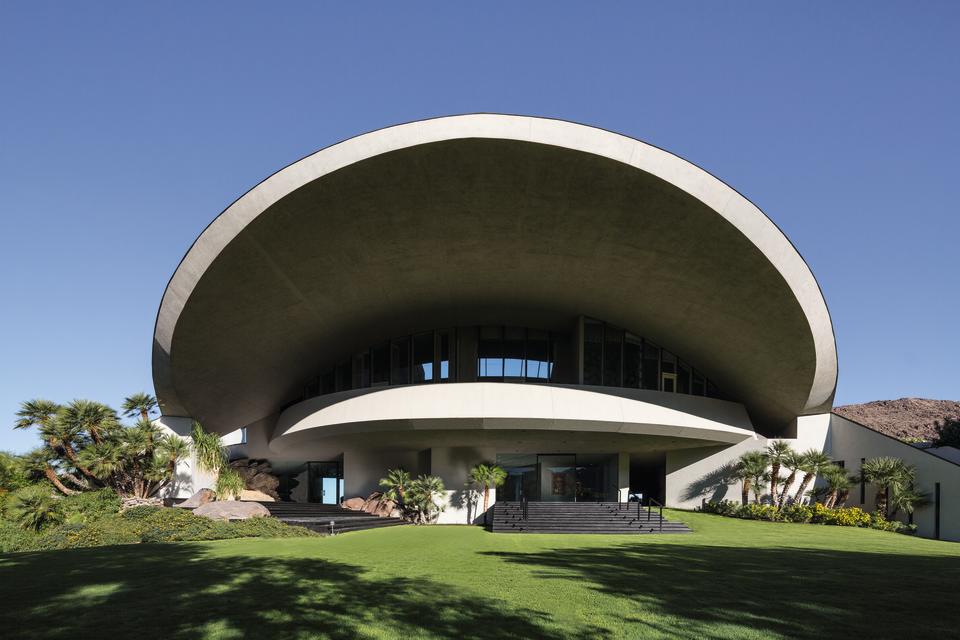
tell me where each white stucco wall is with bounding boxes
[828,414,960,541]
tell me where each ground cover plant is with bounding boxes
[2,510,959,640]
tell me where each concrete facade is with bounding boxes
[150,114,958,539]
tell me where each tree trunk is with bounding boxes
[60,443,98,481]
[824,490,837,509]
[837,488,850,507]
[875,488,888,519]
[44,466,78,495]
[794,473,814,505]
[483,486,490,513]
[769,463,780,507]
[62,471,90,490]
[741,478,751,506]
[778,471,797,508]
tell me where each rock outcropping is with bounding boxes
[833,398,960,442]
[177,488,216,509]
[229,458,281,500]
[342,492,399,518]
[194,501,270,521]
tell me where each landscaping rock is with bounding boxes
[121,496,162,511]
[229,458,281,500]
[342,497,365,510]
[177,488,216,509]
[239,489,275,502]
[193,501,270,521]
[357,492,399,518]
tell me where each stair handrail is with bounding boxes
[522,497,528,521]
[647,497,664,532]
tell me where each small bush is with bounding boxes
[737,503,779,521]
[32,519,140,551]
[780,504,813,523]
[61,488,121,525]
[698,500,740,517]
[0,519,36,553]
[121,505,165,521]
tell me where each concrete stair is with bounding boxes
[490,501,692,534]
[258,502,407,535]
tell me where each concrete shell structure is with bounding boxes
[152,115,956,539]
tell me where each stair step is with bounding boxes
[489,501,691,535]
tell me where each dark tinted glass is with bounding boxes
[503,327,525,378]
[623,334,641,388]
[391,337,410,385]
[641,341,660,390]
[603,327,623,386]
[583,320,603,385]
[413,332,434,382]
[371,343,389,386]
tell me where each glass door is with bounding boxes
[538,454,577,502]
[307,461,342,504]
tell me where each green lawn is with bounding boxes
[3,510,960,640]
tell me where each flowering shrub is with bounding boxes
[697,500,909,532]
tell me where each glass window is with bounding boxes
[413,332,434,383]
[660,350,677,392]
[526,330,551,380]
[641,341,660,390]
[706,380,720,399]
[438,330,453,381]
[678,360,691,394]
[371,343,390,386]
[503,327,526,379]
[390,337,411,385]
[304,378,319,398]
[353,351,371,388]
[692,370,706,396]
[320,371,335,395]
[478,326,503,378]
[335,361,351,392]
[583,320,603,385]
[603,326,623,387]
[623,334,642,388]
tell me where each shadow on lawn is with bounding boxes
[482,541,960,640]
[0,542,607,640]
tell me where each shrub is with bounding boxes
[61,488,121,525]
[32,519,139,551]
[811,504,871,527]
[9,485,64,531]
[781,504,813,523]
[121,505,164,521]
[698,500,740,517]
[0,519,36,553]
[737,503,779,521]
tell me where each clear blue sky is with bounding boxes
[1,3,958,453]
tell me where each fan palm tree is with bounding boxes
[820,464,852,508]
[406,474,446,524]
[861,457,914,518]
[888,484,928,521]
[766,440,792,507]
[10,485,63,531]
[793,450,832,505]
[776,449,805,508]
[379,468,412,506]
[59,399,119,445]
[467,463,507,515]
[735,451,769,505]
[121,393,158,422]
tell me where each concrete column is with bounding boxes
[618,451,630,502]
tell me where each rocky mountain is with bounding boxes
[833,398,960,442]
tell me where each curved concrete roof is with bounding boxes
[153,114,837,434]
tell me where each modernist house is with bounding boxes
[155,114,959,539]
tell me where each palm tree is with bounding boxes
[10,485,63,531]
[59,399,119,445]
[467,463,507,515]
[861,457,914,518]
[766,440,792,507]
[214,468,246,500]
[776,449,805,508]
[793,450,832,505]
[735,451,769,505]
[820,464,852,508]
[889,484,928,522]
[406,474,446,524]
[21,447,77,496]
[379,468,412,506]
[122,393,158,422]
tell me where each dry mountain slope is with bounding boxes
[833,398,960,441]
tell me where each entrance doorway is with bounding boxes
[307,461,343,504]
[498,453,618,502]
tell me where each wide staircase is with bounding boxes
[258,502,407,535]
[490,501,692,534]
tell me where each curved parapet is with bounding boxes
[153,114,837,433]
[269,383,757,454]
